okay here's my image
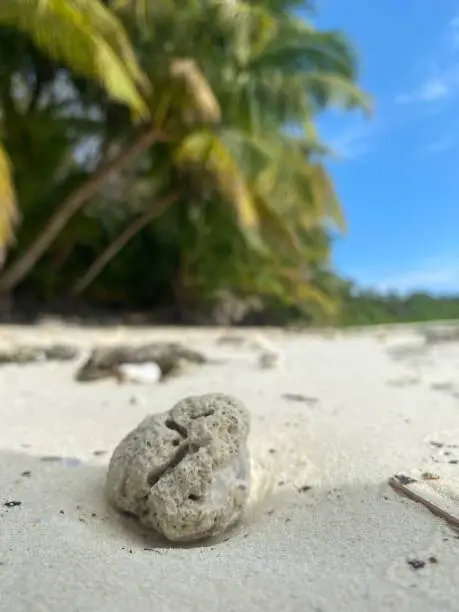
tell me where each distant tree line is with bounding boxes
[335,282,459,327]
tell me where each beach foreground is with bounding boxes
[1,324,458,611]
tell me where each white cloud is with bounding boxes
[327,127,371,159]
[359,257,459,295]
[395,15,459,106]
[395,78,451,105]
[323,119,378,160]
[420,79,451,101]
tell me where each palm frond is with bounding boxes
[175,130,260,240]
[232,132,346,231]
[0,0,149,119]
[202,4,372,129]
[280,267,338,314]
[0,143,18,249]
[305,163,346,231]
[298,73,371,114]
[175,126,344,268]
[169,59,221,124]
[254,194,302,256]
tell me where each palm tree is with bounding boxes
[0,5,223,290]
[74,3,374,301]
[0,0,148,255]
[0,0,370,297]
[127,0,369,247]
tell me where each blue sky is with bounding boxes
[312,0,459,294]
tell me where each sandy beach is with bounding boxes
[1,323,459,611]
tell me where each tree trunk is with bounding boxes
[71,193,178,295]
[0,123,163,294]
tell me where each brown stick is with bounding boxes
[389,474,459,533]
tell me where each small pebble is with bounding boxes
[407,559,425,570]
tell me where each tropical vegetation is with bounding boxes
[0,0,416,327]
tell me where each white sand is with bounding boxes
[1,323,459,611]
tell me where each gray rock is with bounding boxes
[75,343,207,382]
[44,344,80,361]
[422,326,459,346]
[106,393,251,543]
[0,344,79,364]
[0,346,45,364]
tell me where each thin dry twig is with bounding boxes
[389,473,459,533]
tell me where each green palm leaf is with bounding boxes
[175,130,260,236]
[279,266,338,315]
[169,59,221,124]
[0,144,18,249]
[0,0,149,119]
[175,126,346,256]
